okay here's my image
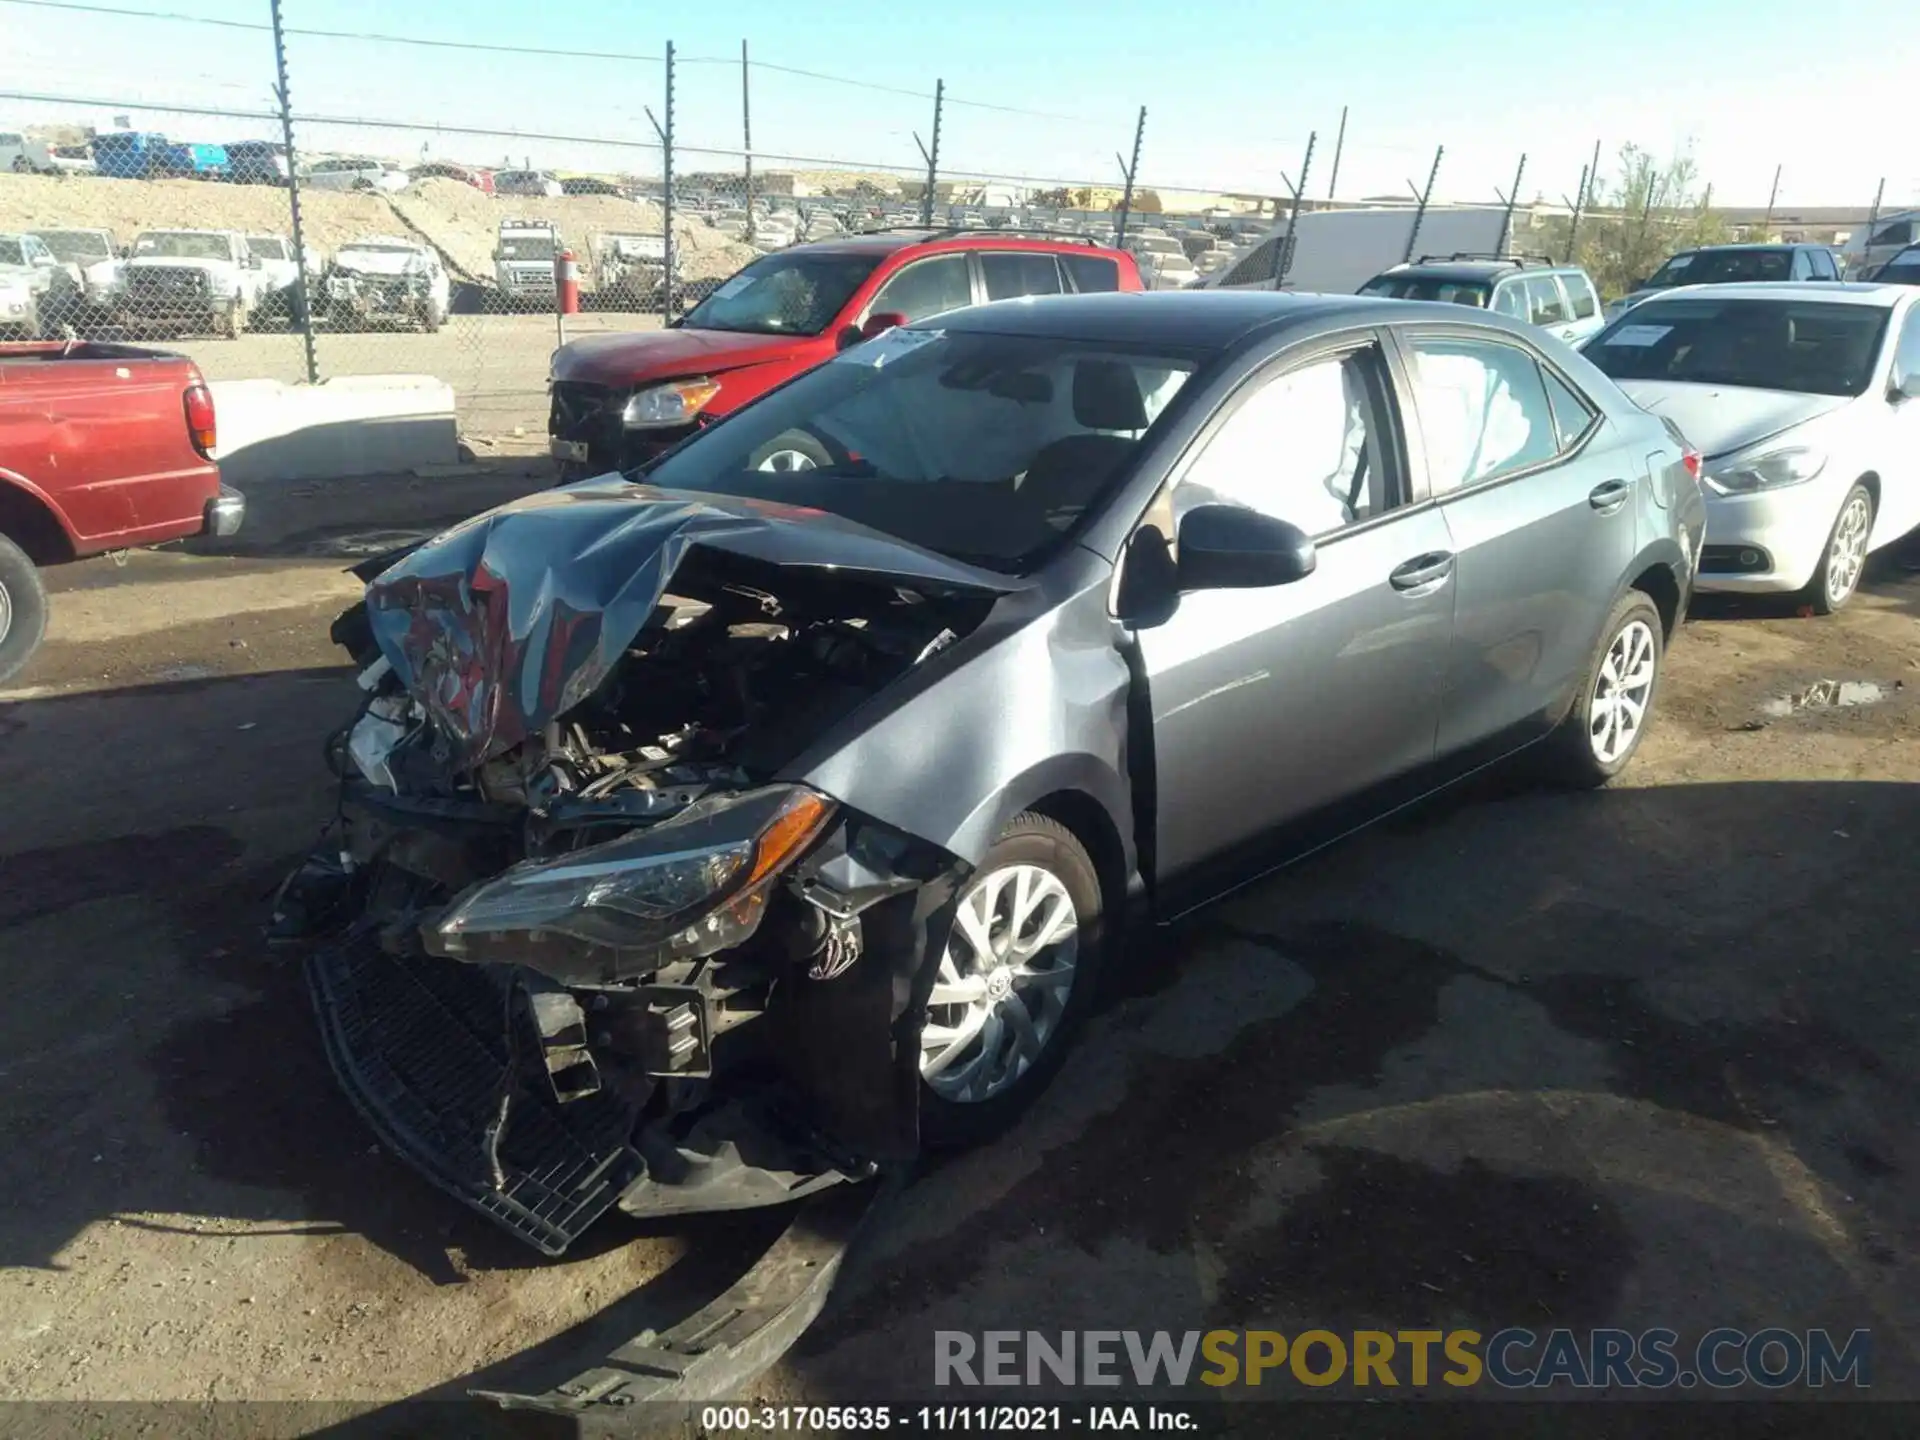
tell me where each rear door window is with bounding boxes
[1062,254,1121,293]
[869,254,974,323]
[1492,282,1528,320]
[1524,275,1569,325]
[1809,249,1839,280]
[1402,335,1562,493]
[1790,250,1813,280]
[980,252,1064,301]
[1541,365,1599,447]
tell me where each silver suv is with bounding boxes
[1361,254,1606,347]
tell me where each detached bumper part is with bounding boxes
[203,485,246,538]
[307,933,851,1255]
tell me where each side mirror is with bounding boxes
[1891,368,1920,403]
[860,310,907,339]
[1176,504,1317,591]
[835,323,865,351]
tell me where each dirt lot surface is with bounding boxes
[2,478,1918,1424]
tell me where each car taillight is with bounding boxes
[183,383,217,456]
[1682,449,1701,480]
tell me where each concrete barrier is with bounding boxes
[210,374,460,485]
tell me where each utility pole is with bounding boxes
[1762,163,1782,235]
[741,40,753,243]
[1114,106,1146,247]
[914,81,944,227]
[268,0,318,384]
[1402,145,1442,263]
[1273,131,1315,287]
[1326,105,1347,202]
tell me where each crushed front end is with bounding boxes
[278,483,997,1254]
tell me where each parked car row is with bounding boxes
[0,223,456,337]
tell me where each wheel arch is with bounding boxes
[0,472,80,564]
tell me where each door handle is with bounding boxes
[1389,551,1455,592]
[1589,479,1631,513]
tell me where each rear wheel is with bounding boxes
[918,813,1107,1148]
[0,533,50,687]
[1540,590,1664,789]
[1805,483,1873,614]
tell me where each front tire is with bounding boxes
[918,813,1107,1149]
[1805,483,1873,614]
[0,533,50,687]
[1541,590,1664,789]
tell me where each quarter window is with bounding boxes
[1176,347,1393,537]
[1562,273,1598,320]
[1541,365,1599,448]
[1403,336,1561,493]
[1524,274,1569,325]
[870,255,973,323]
[981,252,1063,301]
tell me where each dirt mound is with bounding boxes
[0,173,395,254]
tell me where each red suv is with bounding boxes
[548,230,1144,475]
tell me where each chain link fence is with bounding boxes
[4,0,1914,450]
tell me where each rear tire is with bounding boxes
[1804,483,1873,615]
[1539,590,1664,789]
[0,533,50,687]
[918,813,1108,1149]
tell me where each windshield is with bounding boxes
[134,233,231,260]
[1586,298,1889,397]
[0,240,24,266]
[640,327,1202,572]
[680,251,882,336]
[1359,275,1492,306]
[33,231,110,263]
[499,236,555,261]
[1645,250,1791,288]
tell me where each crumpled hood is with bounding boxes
[363,478,1018,767]
[550,326,816,386]
[1616,381,1851,459]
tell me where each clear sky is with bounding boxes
[3,0,1916,210]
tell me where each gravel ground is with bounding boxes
[2,495,1917,1421]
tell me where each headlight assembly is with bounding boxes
[1705,446,1827,494]
[425,785,834,977]
[621,376,721,429]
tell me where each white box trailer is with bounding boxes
[1203,205,1516,295]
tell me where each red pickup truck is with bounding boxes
[0,341,243,684]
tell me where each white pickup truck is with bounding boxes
[120,229,270,338]
[245,232,318,325]
[494,219,560,307]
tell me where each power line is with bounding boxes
[0,0,666,62]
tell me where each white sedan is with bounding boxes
[1583,281,1920,612]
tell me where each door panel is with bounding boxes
[1141,509,1457,880]
[1397,332,1638,756]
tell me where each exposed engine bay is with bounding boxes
[279,484,1002,1253]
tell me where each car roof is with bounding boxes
[791,231,1129,260]
[1632,281,1907,307]
[1388,260,1577,282]
[1674,242,1824,253]
[925,289,1489,348]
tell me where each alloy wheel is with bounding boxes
[754,448,818,474]
[920,862,1080,1104]
[1589,618,1657,765]
[1826,493,1872,607]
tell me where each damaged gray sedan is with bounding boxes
[281,291,1703,1257]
